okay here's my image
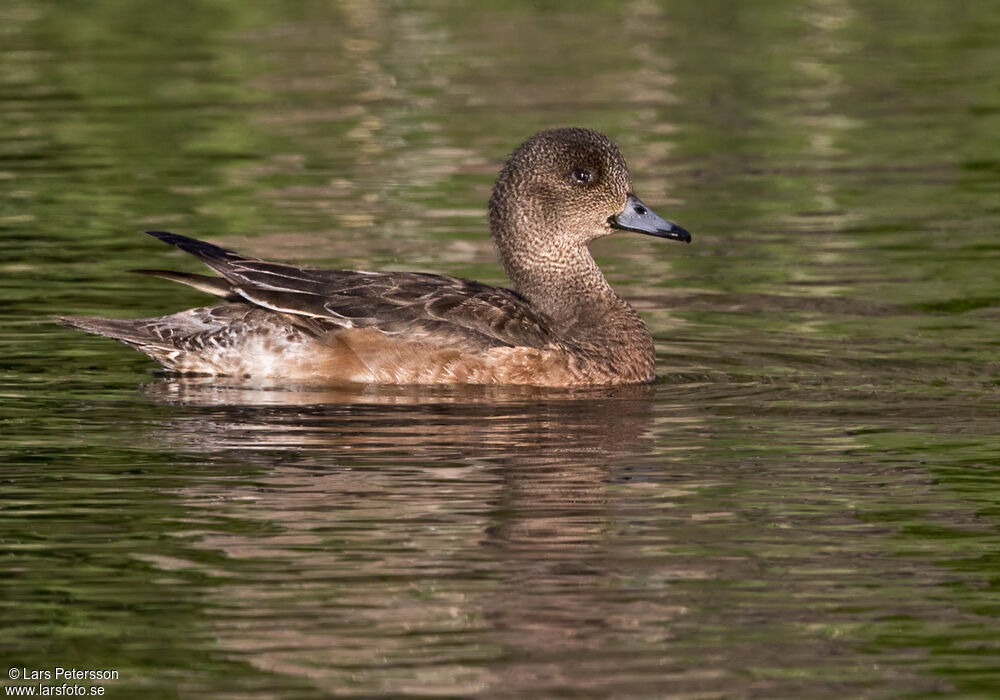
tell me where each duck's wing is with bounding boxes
[140,231,556,351]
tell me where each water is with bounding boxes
[3,0,1000,697]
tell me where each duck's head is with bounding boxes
[488,128,691,255]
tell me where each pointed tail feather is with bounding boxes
[143,230,258,281]
[144,230,240,261]
[55,315,171,349]
[128,269,236,299]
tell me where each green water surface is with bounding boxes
[3,1,1000,698]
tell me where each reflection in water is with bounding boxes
[140,380,705,694]
[142,378,661,452]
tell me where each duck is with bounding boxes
[58,128,691,386]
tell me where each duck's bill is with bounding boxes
[609,194,692,243]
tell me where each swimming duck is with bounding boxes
[59,128,691,386]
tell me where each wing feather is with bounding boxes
[144,231,555,351]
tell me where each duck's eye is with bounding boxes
[572,168,594,185]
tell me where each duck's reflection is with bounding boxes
[142,378,699,694]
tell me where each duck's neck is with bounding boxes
[503,244,605,314]
[493,227,656,381]
[488,193,651,359]
[498,239,644,338]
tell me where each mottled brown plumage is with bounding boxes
[58,128,691,386]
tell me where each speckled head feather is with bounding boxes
[489,128,632,251]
